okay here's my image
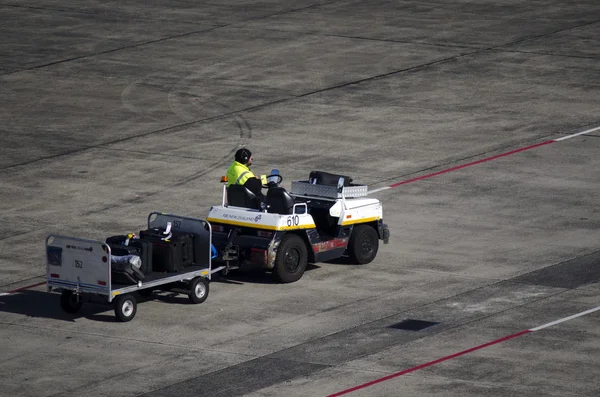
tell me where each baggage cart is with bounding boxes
[46,213,224,322]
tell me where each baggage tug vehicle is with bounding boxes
[45,172,389,321]
[207,171,390,283]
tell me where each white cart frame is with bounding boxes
[46,212,224,321]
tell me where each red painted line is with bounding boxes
[326,329,531,397]
[8,281,46,294]
[388,141,554,188]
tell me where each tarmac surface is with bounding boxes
[1,0,599,396]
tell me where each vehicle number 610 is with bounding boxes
[286,215,300,227]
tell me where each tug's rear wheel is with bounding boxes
[273,234,307,283]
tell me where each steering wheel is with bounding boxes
[262,174,283,188]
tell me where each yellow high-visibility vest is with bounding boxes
[226,161,266,186]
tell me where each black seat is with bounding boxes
[227,184,261,210]
[309,170,353,186]
[266,187,296,215]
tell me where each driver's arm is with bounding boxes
[259,174,267,185]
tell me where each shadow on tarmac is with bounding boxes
[0,263,327,322]
[324,255,352,265]
[212,263,321,285]
[0,289,200,322]
[0,290,115,322]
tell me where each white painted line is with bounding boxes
[529,305,600,331]
[367,186,392,194]
[0,292,11,297]
[553,125,600,141]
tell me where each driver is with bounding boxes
[226,148,268,200]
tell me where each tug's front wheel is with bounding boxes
[348,224,379,264]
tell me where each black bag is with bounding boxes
[191,233,209,266]
[106,235,128,245]
[110,251,145,285]
[139,228,171,241]
[111,263,145,285]
[309,171,353,186]
[108,241,153,275]
[139,229,194,273]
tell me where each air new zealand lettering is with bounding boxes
[223,213,264,223]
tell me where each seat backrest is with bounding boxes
[309,170,353,186]
[227,184,261,210]
[266,187,295,215]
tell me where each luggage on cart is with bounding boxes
[110,255,145,285]
[128,239,153,274]
[192,234,210,266]
[106,235,129,245]
[139,229,194,273]
[106,236,153,275]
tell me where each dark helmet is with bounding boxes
[235,148,252,164]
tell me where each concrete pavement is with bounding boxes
[1,1,599,396]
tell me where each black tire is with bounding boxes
[114,294,137,322]
[188,277,209,304]
[60,290,83,314]
[347,224,379,264]
[273,234,308,283]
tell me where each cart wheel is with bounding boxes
[114,294,137,322]
[347,224,379,264]
[273,234,308,283]
[60,290,83,314]
[188,277,209,304]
